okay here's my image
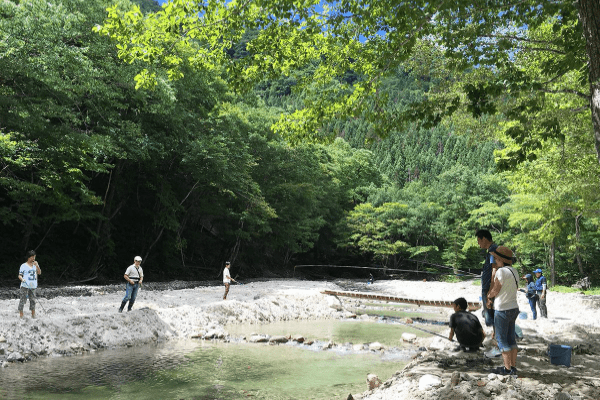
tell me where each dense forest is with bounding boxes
[1,0,599,285]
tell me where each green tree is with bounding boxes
[97,0,600,166]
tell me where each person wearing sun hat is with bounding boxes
[534,268,548,318]
[486,246,520,376]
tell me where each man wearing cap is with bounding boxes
[534,268,548,318]
[119,256,144,312]
[519,274,538,320]
[486,246,520,376]
[475,229,498,328]
[223,261,237,300]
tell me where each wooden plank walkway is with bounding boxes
[321,290,481,311]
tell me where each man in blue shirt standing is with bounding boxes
[534,268,548,318]
[476,229,498,328]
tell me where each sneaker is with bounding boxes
[489,366,512,376]
[510,367,518,375]
[484,348,502,358]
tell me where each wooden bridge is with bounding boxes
[321,290,481,311]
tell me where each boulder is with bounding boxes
[7,352,24,362]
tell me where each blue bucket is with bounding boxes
[518,312,528,320]
[548,344,572,367]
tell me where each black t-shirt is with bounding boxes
[449,310,483,347]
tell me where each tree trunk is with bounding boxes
[578,0,600,164]
[87,160,125,276]
[549,239,556,286]
[575,214,584,275]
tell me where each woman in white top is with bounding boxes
[486,246,520,376]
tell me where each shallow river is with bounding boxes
[0,318,441,400]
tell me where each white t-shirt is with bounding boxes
[19,262,38,289]
[494,266,519,311]
[223,268,231,283]
[124,265,143,282]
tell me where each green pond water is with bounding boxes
[0,318,437,400]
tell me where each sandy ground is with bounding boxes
[1,278,600,399]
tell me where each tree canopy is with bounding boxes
[98,0,600,164]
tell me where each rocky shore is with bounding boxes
[1,278,599,400]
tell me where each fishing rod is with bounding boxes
[22,281,47,314]
[394,319,450,341]
[294,264,480,278]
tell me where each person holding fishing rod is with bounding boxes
[18,250,42,318]
[119,256,144,312]
[223,261,238,300]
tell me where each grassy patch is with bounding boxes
[551,285,600,295]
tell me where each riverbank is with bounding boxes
[1,278,600,399]
[351,279,600,400]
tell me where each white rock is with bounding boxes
[269,335,288,343]
[7,352,24,362]
[418,374,442,391]
[428,336,449,351]
[369,342,384,351]
[249,335,269,343]
[401,333,417,342]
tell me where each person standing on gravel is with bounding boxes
[223,261,237,300]
[119,256,144,312]
[18,250,41,318]
[486,246,520,376]
[476,229,498,328]
[534,268,548,318]
[519,274,538,320]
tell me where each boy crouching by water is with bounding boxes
[449,297,485,352]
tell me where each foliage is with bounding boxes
[96,0,600,168]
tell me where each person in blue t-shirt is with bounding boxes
[534,268,548,318]
[518,274,538,320]
[18,250,42,318]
